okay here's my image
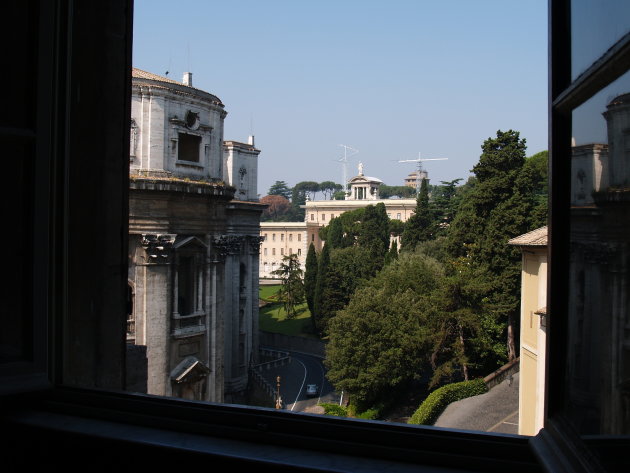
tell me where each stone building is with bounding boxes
[303,164,417,251]
[259,222,308,278]
[404,170,429,189]
[127,68,264,403]
[259,164,418,277]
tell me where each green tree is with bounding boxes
[388,219,405,237]
[444,130,531,363]
[304,243,318,321]
[271,254,305,319]
[428,256,490,387]
[401,178,435,251]
[430,178,463,233]
[319,181,342,200]
[312,243,330,334]
[287,184,307,220]
[357,203,390,269]
[326,217,344,249]
[384,239,398,266]
[268,180,292,199]
[325,252,443,409]
[379,185,416,199]
[295,181,320,201]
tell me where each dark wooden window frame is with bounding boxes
[2,1,629,472]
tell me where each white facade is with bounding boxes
[259,222,308,278]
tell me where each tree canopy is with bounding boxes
[267,180,292,200]
[260,194,291,221]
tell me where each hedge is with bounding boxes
[407,378,488,426]
[320,403,348,417]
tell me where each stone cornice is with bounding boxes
[130,175,235,199]
[133,83,225,114]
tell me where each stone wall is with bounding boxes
[259,331,325,358]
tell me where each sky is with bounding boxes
[132,0,548,195]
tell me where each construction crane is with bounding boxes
[337,144,359,194]
[398,153,448,192]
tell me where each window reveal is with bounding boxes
[178,133,201,162]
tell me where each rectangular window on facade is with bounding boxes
[280,248,284,255]
[264,233,267,240]
[272,234,276,241]
[298,249,301,256]
[178,133,201,162]
[272,248,275,256]
[311,214,314,220]
[263,248,267,256]
[281,234,284,241]
[289,234,293,242]
[289,248,292,254]
[298,234,301,242]
[322,214,326,221]
[397,213,401,219]
[311,234,314,242]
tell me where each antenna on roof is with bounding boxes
[398,152,448,193]
[337,144,359,194]
[165,55,172,77]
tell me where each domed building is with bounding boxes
[127,68,264,403]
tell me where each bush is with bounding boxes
[407,378,488,426]
[320,403,348,417]
[355,408,379,420]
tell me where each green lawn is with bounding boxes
[259,285,316,337]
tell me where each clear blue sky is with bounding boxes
[133,0,548,195]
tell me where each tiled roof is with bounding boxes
[131,68,224,106]
[132,68,183,85]
[508,226,548,246]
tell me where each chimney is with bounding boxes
[248,135,255,146]
[183,72,193,87]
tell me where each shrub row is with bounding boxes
[319,403,379,420]
[407,378,488,426]
[320,403,348,417]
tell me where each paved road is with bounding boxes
[259,351,338,412]
[434,372,520,434]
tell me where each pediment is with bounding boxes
[174,235,208,250]
[170,356,210,384]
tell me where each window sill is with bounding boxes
[1,387,540,473]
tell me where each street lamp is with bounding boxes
[275,375,282,409]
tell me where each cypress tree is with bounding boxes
[401,178,434,251]
[327,217,344,249]
[304,242,318,319]
[312,243,330,335]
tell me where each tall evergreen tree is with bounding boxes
[444,130,531,363]
[384,240,398,266]
[304,242,318,320]
[326,217,344,249]
[357,203,390,272]
[271,254,305,319]
[401,178,435,251]
[312,243,330,335]
[268,180,292,199]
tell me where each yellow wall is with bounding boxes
[518,248,547,436]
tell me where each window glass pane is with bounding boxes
[568,71,630,434]
[571,0,630,80]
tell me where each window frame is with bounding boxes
[4,0,626,471]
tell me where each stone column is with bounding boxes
[140,234,175,397]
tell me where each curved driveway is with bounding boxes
[259,350,338,412]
